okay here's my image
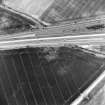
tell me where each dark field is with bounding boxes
[0,46,105,105]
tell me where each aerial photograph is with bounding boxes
[0,0,105,105]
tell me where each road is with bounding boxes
[0,32,105,50]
